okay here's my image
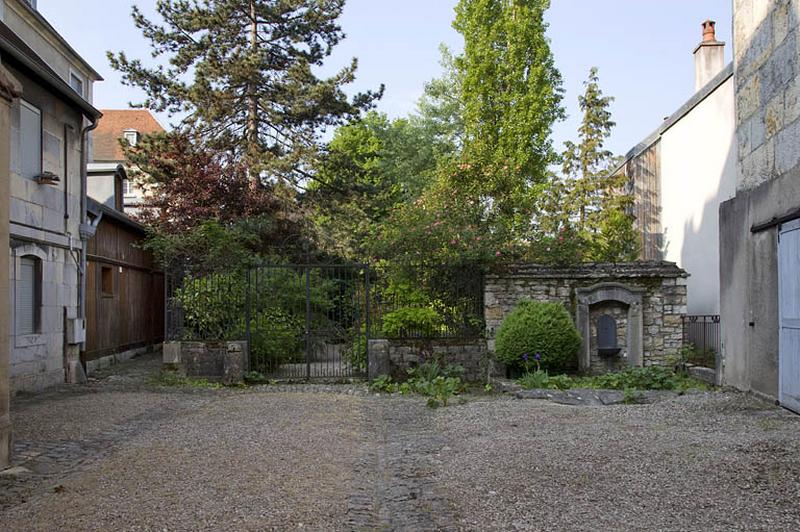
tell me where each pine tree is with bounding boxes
[109,0,382,185]
[559,67,639,262]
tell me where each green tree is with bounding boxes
[452,0,564,223]
[414,45,465,156]
[109,0,382,185]
[311,112,438,259]
[548,67,639,263]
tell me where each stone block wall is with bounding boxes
[734,0,800,191]
[485,262,688,373]
[368,338,491,382]
[164,341,247,385]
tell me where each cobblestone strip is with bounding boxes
[0,395,211,511]
[346,399,460,531]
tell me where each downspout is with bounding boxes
[78,117,99,360]
[64,123,73,234]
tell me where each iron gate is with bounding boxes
[166,263,370,380]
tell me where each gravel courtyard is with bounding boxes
[2,353,800,531]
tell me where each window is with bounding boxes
[20,100,42,180]
[101,266,115,297]
[16,256,41,335]
[69,72,84,97]
[122,178,134,197]
[123,130,139,147]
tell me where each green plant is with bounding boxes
[370,374,398,393]
[495,300,582,372]
[518,369,551,390]
[150,372,222,389]
[382,306,444,337]
[572,366,709,392]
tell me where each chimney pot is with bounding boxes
[702,19,717,43]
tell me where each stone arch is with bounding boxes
[575,283,645,372]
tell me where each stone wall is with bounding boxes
[163,341,247,385]
[7,62,85,393]
[719,0,800,399]
[368,338,491,382]
[485,262,688,374]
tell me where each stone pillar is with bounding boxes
[0,60,22,469]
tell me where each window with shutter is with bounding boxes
[20,100,42,180]
[16,256,40,335]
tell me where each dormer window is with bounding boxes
[69,71,84,97]
[123,129,140,147]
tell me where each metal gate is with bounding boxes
[779,219,800,413]
[245,264,370,380]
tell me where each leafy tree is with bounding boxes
[109,0,382,184]
[414,45,465,156]
[452,0,564,222]
[310,112,439,259]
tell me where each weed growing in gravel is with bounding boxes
[151,372,223,389]
[370,360,467,408]
[516,366,710,392]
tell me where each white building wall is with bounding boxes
[659,77,737,315]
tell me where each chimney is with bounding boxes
[694,20,725,91]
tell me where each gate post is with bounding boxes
[245,268,251,373]
[305,265,311,381]
[365,264,371,380]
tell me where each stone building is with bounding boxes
[484,263,688,375]
[614,20,736,316]
[1,0,102,398]
[720,0,800,411]
[88,109,166,217]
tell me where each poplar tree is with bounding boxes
[452,0,564,221]
[109,0,382,185]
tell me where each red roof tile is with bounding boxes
[92,109,166,162]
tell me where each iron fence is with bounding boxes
[165,262,369,379]
[370,262,485,339]
[682,314,720,368]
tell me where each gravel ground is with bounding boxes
[2,354,800,531]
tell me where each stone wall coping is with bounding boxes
[487,261,688,280]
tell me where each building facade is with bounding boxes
[88,109,165,216]
[720,0,800,408]
[615,21,737,316]
[2,0,101,394]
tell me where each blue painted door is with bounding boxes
[779,218,800,413]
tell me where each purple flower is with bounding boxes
[534,352,542,362]
[521,353,529,362]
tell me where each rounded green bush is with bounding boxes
[495,300,581,372]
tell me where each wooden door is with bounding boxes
[779,218,800,413]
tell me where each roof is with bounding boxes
[86,196,148,236]
[0,20,100,119]
[92,110,167,162]
[16,0,102,80]
[489,261,689,279]
[612,62,734,175]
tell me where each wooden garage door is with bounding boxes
[779,218,800,413]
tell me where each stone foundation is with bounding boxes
[368,338,492,382]
[162,341,248,384]
[485,262,688,374]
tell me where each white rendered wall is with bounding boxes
[660,77,737,315]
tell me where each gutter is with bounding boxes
[78,117,100,358]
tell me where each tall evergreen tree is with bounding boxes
[109,0,382,185]
[452,0,564,221]
[556,67,639,262]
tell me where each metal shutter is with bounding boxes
[16,257,36,335]
[20,100,41,180]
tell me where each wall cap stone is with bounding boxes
[487,261,689,280]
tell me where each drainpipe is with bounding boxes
[64,123,73,234]
[78,117,99,358]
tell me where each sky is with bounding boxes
[39,0,732,158]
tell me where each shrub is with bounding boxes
[382,306,444,337]
[495,300,581,372]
